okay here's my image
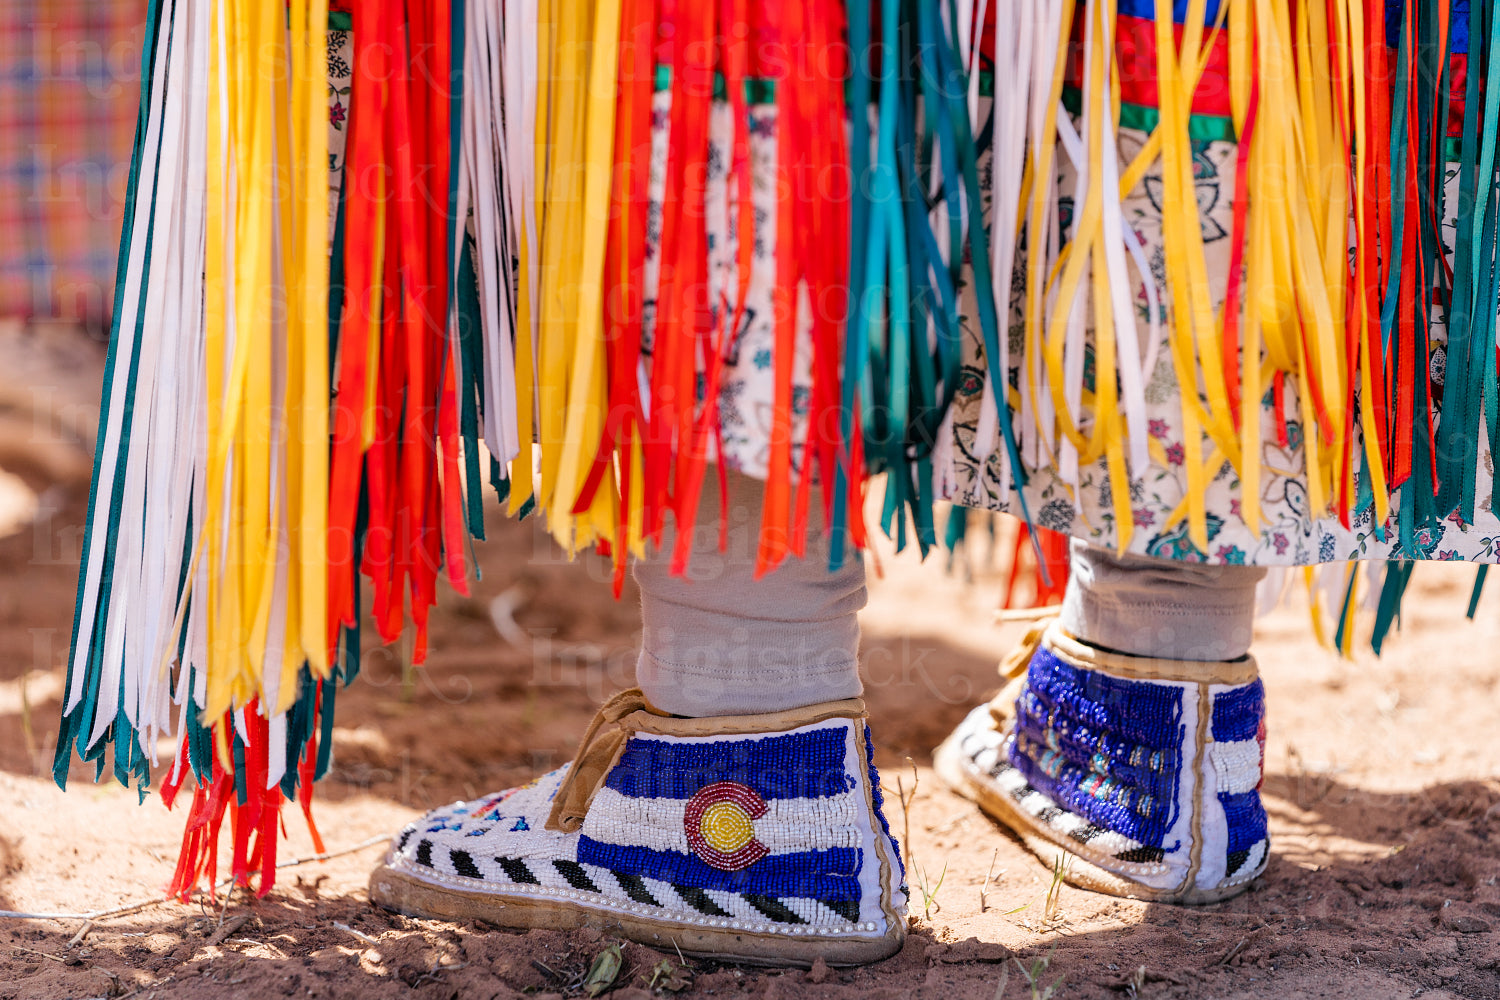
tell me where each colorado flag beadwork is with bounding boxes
[382,714,905,936]
[578,724,867,906]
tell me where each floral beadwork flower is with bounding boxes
[1216,544,1246,565]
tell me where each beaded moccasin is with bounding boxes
[935,622,1269,904]
[370,691,908,966]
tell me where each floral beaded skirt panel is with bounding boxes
[937,14,1500,567]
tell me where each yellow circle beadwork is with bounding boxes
[683,781,770,871]
[699,800,756,853]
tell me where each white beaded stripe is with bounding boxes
[384,853,884,938]
[410,817,576,859]
[1207,739,1263,796]
[581,786,864,856]
[960,716,1005,752]
[1079,828,1145,857]
[971,743,1002,773]
[1016,789,1060,821]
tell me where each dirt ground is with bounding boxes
[1,324,1499,999]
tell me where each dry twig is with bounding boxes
[332,921,379,946]
[67,920,94,949]
[204,913,251,948]
[7,943,66,964]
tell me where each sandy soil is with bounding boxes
[1,326,1498,1000]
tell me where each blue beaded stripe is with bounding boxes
[1218,791,1268,857]
[1210,679,1264,744]
[1011,688,1179,803]
[603,728,853,802]
[1007,652,1185,850]
[864,723,905,885]
[1023,647,1187,750]
[576,838,863,901]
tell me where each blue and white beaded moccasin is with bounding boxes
[370,690,908,966]
[935,622,1269,904]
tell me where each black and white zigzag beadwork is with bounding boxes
[400,832,864,927]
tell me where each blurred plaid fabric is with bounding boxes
[0,1,143,323]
